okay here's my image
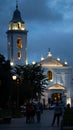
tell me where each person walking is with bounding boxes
[51,101,62,126]
[26,101,35,123]
[30,101,35,123]
[35,101,43,123]
[26,102,31,123]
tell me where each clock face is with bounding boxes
[17,38,22,48]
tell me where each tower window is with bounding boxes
[18,23,20,29]
[48,71,52,80]
[11,24,13,29]
[18,51,21,60]
[18,22,21,29]
[17,38,22,48]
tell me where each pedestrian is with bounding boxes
[30,101,35,123]
[51,101,62,126]
[26,102,31,123]
[66,103,70,110]
[26,101,35,123]
[35,101,43,123]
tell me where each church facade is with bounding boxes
[6,2,73,106]
[39,51,73,106]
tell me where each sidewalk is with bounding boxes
[0,110,61,130]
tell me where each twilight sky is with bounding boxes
[0,0,73,65]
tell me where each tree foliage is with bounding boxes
[14,63,47,103]
[0,54,47,107]
[0,54,12,108]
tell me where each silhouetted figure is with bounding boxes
[30,102,35,123]
[35,101,43,123]
[26,101,35,123]
[51,102,62,126]
[66,103,70,110]
[64,103,71,113]
[26,102,31,123]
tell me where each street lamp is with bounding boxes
[16,77,20,109]
[7,76,17,109]
[12,75,17,80]
[12,75,17,108]
[12,75,20,109]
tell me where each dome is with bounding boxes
[11,7,24,23]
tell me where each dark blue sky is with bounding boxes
[0,0,73,65]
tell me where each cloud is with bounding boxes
[49,0,73,21]
[0,0,73,66]
[20,0,63,23]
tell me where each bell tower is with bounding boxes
[6,1,28,66]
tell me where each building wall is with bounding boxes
[7,30,28,66]
[42,66,72,106]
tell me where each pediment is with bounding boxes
[48,83,65,90]
[39,57,64,67]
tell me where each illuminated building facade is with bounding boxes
[6,2,28,66]
[40,50,73,106]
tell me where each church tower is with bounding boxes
[6,1,28,66]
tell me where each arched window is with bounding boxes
[18,51,21,60]
[17,38,22,48]
[48,71,52,80]
[18,22,21,29]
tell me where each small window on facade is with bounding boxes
[18,51,21,60]
[11,23,13,30]
[17,38,22,48]
[18,22,21,29]
[48,71,52,80]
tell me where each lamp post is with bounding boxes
[12,75,17,108]
[16,77,20,109]
[12,75,20,109]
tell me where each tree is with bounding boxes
[11,63,47,105]
[0,54,12,108]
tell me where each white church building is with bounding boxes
[6,2,73,106]
[39,51,73,106]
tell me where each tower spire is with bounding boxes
[47,48,52,57]
[48,48,50,53]
[16,0,18,9]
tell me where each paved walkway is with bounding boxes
[0,110,61,130]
